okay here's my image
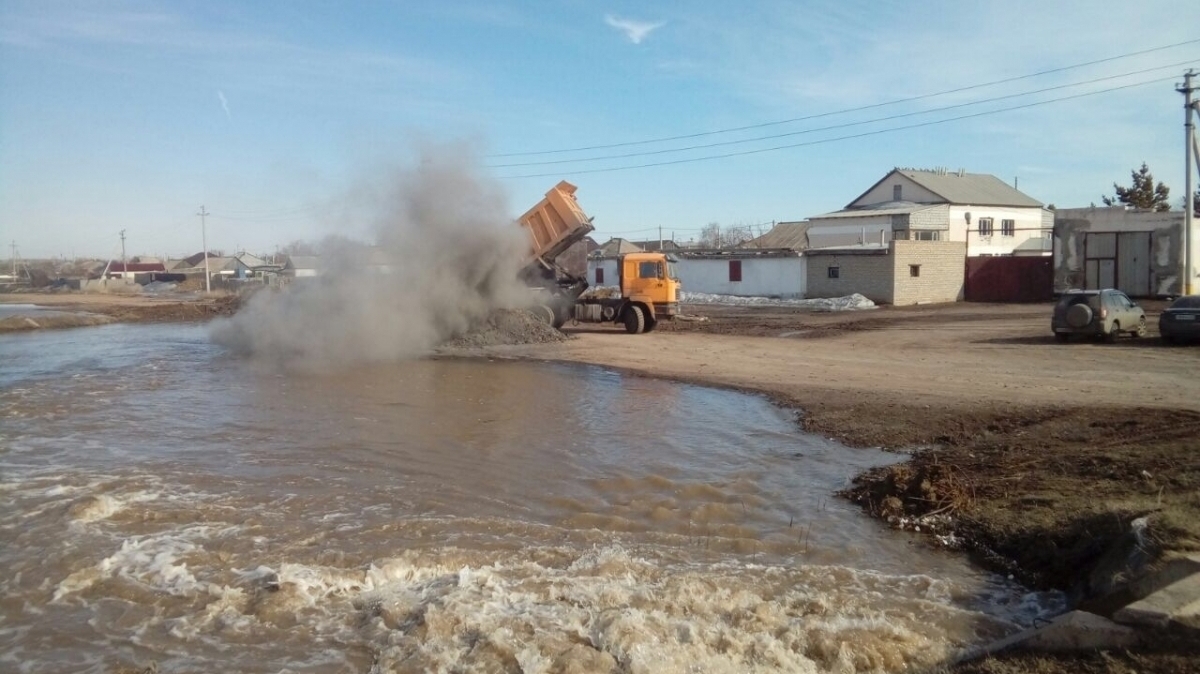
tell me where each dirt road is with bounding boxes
[496,302,1197,444]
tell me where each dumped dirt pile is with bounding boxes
[441,309,567,349]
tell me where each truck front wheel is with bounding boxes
[623,305,646,334]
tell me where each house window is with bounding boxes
[595,267,604,284]
[1001,219,1015,237]
[638,261,660,279]
[913,230,940,241]
[893,184,902,201]
[978,217,994,237]
[729,260,742,282]
[827,266,840,279]
[909,264,921,277]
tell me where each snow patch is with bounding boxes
[682,292,877,311]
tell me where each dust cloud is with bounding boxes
[210,146,536,365]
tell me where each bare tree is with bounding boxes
[698,222,755,248]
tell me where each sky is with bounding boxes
[2,0,1200,260]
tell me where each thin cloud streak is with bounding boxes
[217,90,231,119]
[604,15,665,45]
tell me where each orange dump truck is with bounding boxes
[517,181,680,333]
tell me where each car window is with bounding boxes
[1059,294,1098,309]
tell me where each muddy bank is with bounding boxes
[0,312,116,332]
[0,292,242,332]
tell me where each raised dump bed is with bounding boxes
[517,181,595,267]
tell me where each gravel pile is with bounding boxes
[441,309,567,349]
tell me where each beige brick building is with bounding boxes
[805,240,966,305]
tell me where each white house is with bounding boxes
[587,238,806,298]
[675,249,806,298]
[804,167,1053,256]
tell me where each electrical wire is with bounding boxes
[496,75,1179,180]
[488,38,1200,157]
[489,59,1199,168]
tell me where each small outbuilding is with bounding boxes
[1053,207,1185,297]
[805,240,967,306]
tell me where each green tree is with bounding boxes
[1102,163,1171,211]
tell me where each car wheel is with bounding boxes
[1133,316,1147,338]
[1105,320,1120,343]
[1054,332,1070,343]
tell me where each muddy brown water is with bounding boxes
[0,322,1063,673]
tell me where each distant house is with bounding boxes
[804,167,1052,256]
[103,261,167,279]
[283,255,321,278]
[738,167,1056,304]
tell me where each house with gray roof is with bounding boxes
[804,167,1053,256]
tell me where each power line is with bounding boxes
[489,38,1200,158]
[497,75,1179,180]
[490,59,1200,169]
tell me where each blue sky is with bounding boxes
[2,0,1199,260]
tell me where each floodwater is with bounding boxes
[0,322,1061,673]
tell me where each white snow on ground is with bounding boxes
[680,292,877,311]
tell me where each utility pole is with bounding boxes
[1179,70,1197,295]
[10,240,16,279]
[119,229,127,274]
[658,225,663,251]
[197,205,211,293]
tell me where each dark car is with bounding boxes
[1159,295,1200,344]
[1051,289,1146,342]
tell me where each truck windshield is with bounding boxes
[667,261,678,279]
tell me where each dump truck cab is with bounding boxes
[619,252,681,323]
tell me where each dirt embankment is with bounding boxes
[0,292,242,333]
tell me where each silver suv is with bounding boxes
[1052,289,1146,342]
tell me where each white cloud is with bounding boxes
[604,14,665,45]
[217,90,231,119]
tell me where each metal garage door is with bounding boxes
[1116,231,1151,297]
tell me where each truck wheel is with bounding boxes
[532,305,555,325]
[623,305,645,334]
[644,315,658,332]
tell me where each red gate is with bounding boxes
[964,256,1053,303]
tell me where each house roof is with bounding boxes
[107,262,167,273]
[183,251,218,267]
[235,252,271,269]
[852,168,1042,208]
[285,255,321,270]
[596,238,644,256]
[809,203,940,219]
[804,243,891,256]
[629,239,680,252]
[742,222,810,250]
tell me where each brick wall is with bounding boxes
[890,240,966,305]
[805,252,893,303]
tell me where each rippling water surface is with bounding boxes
[0,322,1060,673]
